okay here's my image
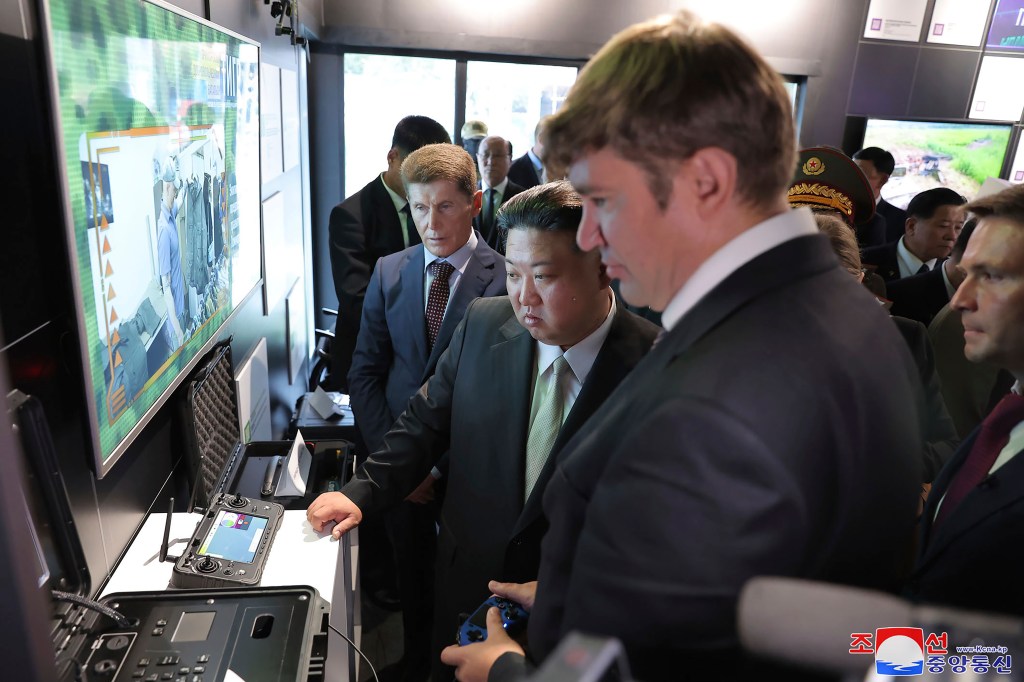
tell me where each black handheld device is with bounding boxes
[170,492,284,589]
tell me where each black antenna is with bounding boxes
[160,497,179,563]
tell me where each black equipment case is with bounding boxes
[181,340,354,511]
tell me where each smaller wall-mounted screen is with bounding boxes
[986,0,1024,50]
[1009,133,1024,183]
[43,0,262,477]
[862,119,1012,208]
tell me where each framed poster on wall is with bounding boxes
[864,0,929,41]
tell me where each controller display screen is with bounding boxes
[198,510,268,563]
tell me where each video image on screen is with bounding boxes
[45,0,262,476]
[863,119,1012,209]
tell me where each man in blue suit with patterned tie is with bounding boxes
[348,142,507,680]
[910,183,1024,615]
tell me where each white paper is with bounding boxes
[235,337,272,442]
[281,68,300,172]
[275,429,311,497]
[260,64,283,184]
[1009,136,1024,184]
[970,55,1024,121]
[308,386,338,420]
[864,0,929,41]
[927,0,992,46]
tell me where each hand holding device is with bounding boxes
[488,580,537,611]
[457,595,529,646]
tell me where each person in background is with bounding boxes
[474,135,525,251]
[508,116,549,189]
[886,218,974,326]
[461,119,488,160]
[861,188,967,283]
[326,115,450,392]
[853,146,907,243]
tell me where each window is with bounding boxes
[465,61,578,163]
[343,54,456,197]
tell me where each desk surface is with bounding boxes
[101,510,342,601]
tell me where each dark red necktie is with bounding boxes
[934,393,1024,526]
[425,260,455,349]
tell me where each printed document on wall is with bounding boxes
[864,0,928,41]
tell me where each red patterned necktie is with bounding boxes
[934,393,1024,527]
[425,260,455,349]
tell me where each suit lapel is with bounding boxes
[424,240,500,375]
[918,443,1024,569]
[491,313,535,508]
[398,248,429,367]
[514,305,644,534]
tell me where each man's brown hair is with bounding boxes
[966,183,1024,226]
[401,143,478,199]
[545,11,795,210]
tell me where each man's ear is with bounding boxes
[472,189,483,217]
[879,174,890,188]
[386,147,400,169]
[685,147,737,219]
[905,216,917,238]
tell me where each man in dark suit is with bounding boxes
[440,13,923,682]
[861,187,967,283]
[854,146,908,243]
[507,117,548,189]
[347,143,506,680]
[887,218,974,325]
[910,184,1024,615]
[326,115,450,391]
[473,135,525,251]
[308,181,659,681]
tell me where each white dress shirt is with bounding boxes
[422,231,479,314]
[896,236,938,279]
[661,208,819,331]
[380,173,414,248]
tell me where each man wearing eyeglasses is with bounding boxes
[475,135,526,251]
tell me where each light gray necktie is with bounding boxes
[525,355,569,501]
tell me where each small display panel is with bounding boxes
[198,511,268,563]
[172,611,217,642]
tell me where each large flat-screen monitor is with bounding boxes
[41,0,262,477]
[862,118,1013,209]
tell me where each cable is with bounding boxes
[51,590,132,628]
[327,621,379,682]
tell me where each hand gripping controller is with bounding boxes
[457,596,529,645]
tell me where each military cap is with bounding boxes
[787,146,876,226]
[461,119,488,140]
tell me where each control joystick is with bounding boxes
[228,493,248,509]
[457,596,529,646]
[196,556,219,573]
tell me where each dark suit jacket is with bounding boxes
[891,316,959,481]
[347,235,506,452]
[511,235,921,681]
[878,198,908,243]
[910,414,1024,614]
[855,213,887,249]
[341,296,658,666]
[887,265,950,326]
[474,180,526,252]
[861,239,901,282]
[327,176,414,390]
[507,153,541,189]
